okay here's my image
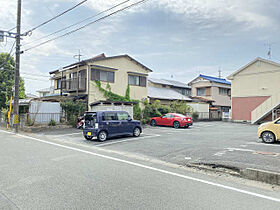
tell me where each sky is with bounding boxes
[1,0,280,95]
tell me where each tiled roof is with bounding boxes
[199,74,231,85]
[148,78,190,89]
[148,87,192,101]
[50,54,153,74]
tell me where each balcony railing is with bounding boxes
[61,78,86,92]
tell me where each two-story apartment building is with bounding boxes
[227,57,280,124]
[49,54,152,108]
[188,74,231,112]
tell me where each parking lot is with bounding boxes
[32,122,280,173]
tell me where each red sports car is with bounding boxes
[150,113,193,128]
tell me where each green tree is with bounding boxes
[0,52,25,109]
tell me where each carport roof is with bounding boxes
[148,87,192,101]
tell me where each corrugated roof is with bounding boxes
[148,78,190,89]
[148,87,192,101]
[199,74,231,85]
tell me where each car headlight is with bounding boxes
[187,118,191,122]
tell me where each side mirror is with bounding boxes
[128,116,132,121]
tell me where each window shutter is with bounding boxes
[91,69,100,81]
[139,76,146,87]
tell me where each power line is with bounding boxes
[23,0,150,52]
[23,0,88,35]
[0,40,16,69]
[22,0,130,46]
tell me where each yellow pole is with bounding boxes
[7,96,13,129]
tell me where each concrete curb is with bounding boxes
[241,168,280,185]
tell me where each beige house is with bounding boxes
[227,57,280,124]
[188,74,231,112]
[49,54,152,108]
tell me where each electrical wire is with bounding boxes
[0,40,16,69]
[23,0,88,35]
[22,0,130,46]
[23,0,150,52]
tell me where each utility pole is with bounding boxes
[74,50,83,96]
[74,49,83,62]
[14,0,22,133]
[218,68,222,78]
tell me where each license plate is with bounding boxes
[87,132,91,136]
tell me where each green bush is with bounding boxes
[26,117,34,126]
[68,115,78,127]
[1,108,9,121]
[60,99,87,127]
[133,103,141,120]
[192,112,199,120]
[48,119,57,126]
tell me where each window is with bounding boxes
[102,112,117,121]
[219,88,229,96]
[128,75,146,87]
[275,120,280,124]
[197,88,205,96]
[56,79,61,89]
[91,69,114,83]
[117,112,130,120]
[180,89,191,96]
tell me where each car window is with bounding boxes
[175,114,186,118]
[117,112,129,120]
[275,120,280,124]
[162,114,167,118]
[168,114,174,118]
[102,112,117,121]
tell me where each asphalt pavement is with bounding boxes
[30,122,280,173]
[1,129,280,209]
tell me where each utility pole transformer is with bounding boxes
[14,0,22,133]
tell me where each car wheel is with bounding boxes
[84,136,93,140]
[98,131,107,142]
[150,120,156,127]
[173,121,180,129]
[261,131,275,143]
[133,127,141,137]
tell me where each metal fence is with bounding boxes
[27,113,62,124]
[186,112,223,121]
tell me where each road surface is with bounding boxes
[0,129,280,209]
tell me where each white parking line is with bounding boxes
[96,134,161,147]
[1,130,280,204]
[247,142,280,147]
[53,132,82,137]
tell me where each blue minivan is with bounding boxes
[83,111,142,141]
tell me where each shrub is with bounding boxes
[48,119,57,126]
[133,103,141,120]
[26,117,35,126]
[192,112,199,121]
[170,100,194,115]
[1,108,9,121]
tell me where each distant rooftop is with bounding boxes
[199,74,231,85]
[148,78,190,89]
[148,87,192,101]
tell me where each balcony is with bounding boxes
[62,78,86,92]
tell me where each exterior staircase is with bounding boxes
[251,92,280,124]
